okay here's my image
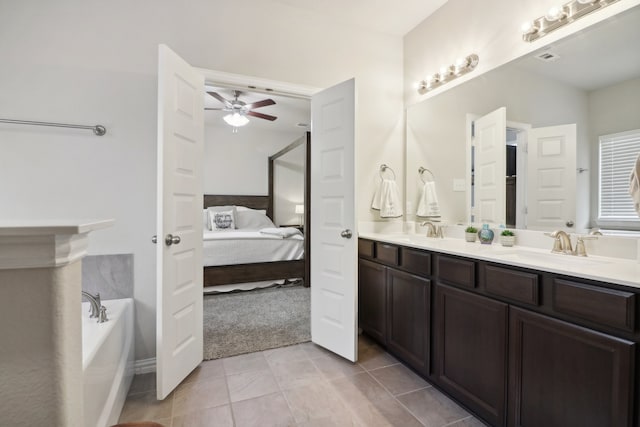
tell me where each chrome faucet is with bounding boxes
[549,230,573,254]
[82,291,108,323]
[420,221,444,238]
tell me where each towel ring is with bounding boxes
[379,164,396,181]
[418,166,435,183]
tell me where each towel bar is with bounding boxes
[418,166,435,183]
[379,164,396,181]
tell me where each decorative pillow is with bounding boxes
[203,209,210,230]
[235,209,275,229]
[207,206,237,230]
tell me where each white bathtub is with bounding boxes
[82,298,134,427]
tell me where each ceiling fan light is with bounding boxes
[223,113,249,127]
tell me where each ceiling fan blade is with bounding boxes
[246,111,277,121]
[245,99,276,110]
[207,91,232,108]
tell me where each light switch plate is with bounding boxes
[453,179,466,192]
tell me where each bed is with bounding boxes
[202,195,307,289]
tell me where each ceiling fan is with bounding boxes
[205,90,277,129]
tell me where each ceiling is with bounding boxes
[516,5,640,91]
[270,0,449,36]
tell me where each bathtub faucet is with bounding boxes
[82,291,108,323]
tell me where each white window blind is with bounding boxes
[598,129,640,226]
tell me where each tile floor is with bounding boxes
[119,335,485,427]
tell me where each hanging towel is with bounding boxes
[372,178,403,218]
[416,181,441,219]
[630,154,640,216]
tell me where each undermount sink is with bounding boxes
[493,249,611,267]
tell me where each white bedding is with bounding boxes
[203,228,304,267]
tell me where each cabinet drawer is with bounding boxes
[553,279,636,332]
[437,255,475,288]
[375,242,399,266]
[483,264,539,306]
[401,247,431,276]
[358,239,374,258]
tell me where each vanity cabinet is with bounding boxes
[434,283,508,427]
[509,307,634,427]
[358,238,638,427]
[358,239,431,375]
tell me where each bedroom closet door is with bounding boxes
[310,78,357,362]
[156,44,205,400]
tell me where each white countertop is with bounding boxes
[0,219,115,236]
[359,232,640,289]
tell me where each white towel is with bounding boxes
[630,154,640,216]
[371,178,403,218]
[416,181,441,219]
[259,227,302,238]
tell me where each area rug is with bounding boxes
[203,284,311,360]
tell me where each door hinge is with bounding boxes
[471,121,475,138]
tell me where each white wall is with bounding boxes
[0,0,403,360]
[203,124,304,196]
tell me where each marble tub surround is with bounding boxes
[359,229,640,289]
[0,220,113,427]
[83,254,134,300]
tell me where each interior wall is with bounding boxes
[203,124,304,196]
[0,0,403,361]
[274,143,306,226]
[588,77,640,226]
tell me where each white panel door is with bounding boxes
[310,78,357,362]
[526,124,576,231]
[474,107,507,225]
[156,44,204,399]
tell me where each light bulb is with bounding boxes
[223,113,249,127]
[545,6,564,21]
[521,21,534,33]
[576,0,595,3]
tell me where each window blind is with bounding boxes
[598,129,640,224]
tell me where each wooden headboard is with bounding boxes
[203,195,272,219]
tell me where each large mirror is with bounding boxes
[407,5,640,232]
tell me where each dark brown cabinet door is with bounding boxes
[434,284,508,426]
[387,268,430,375]
[358,258,387,344]
[509,307,635,427]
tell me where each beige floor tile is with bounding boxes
[397,387,471,427]
[447,415,488,426]
[171,404,234,427]
[329,372,394,407]
[227,369,280,403]
[358,334,377,349]
[222,351,270,375]
[357,344,399,371]
[264,343,309,366]
[283,382,352,424]
[128,372,157,395]
[312,354,364,380]
[270,358,323,390]
[299,341,333,359]
[350,398,424,427]
[369,364,429,396]
[173,376,230,417]
[183,359,225,385]
[232,392,296,427]
[118,390,174,423]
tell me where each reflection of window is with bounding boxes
[598,129,640,229]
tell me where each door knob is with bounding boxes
[165,234,181,246]
[566,220,574,228]
[340,229,353,239]
[152,235,157,244]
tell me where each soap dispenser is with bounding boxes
[478,224,494,244]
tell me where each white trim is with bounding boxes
[197,68,321,99]
[134,357,156,374]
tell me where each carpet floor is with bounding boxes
[203,284,311,360]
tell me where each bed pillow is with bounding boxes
[236,205,267,215]
[207,206,237,230]
[235,209,275,229]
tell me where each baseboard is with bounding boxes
[134,357,156,374]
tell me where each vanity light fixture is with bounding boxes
[521,0,619,42]
[416,54,479,94]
